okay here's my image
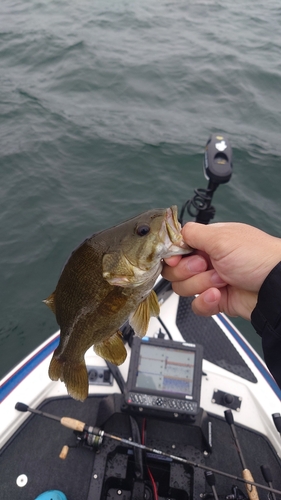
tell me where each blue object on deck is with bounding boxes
[34,491,67,500]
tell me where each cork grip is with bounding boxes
[242,469,259,500]
[60,417,85,432]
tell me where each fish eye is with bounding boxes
[136,224,150,237]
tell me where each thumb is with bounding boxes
[181,222,227,256]
[192,288,221,317]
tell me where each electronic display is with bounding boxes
[135,343,195,395]
[125,337,203,416]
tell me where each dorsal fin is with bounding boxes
[43,292,56,314]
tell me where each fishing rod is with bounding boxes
[272,413,281,436]
[15,402,281,497]
[205,470,219,500]
[261,465,277,500]
[225,410,258,500]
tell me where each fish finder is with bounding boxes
[125,337,203,417]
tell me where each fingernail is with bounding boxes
[210,271,226,285]
[204,289,219,304]
[186,255,206,273]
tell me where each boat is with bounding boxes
[1,134,281,500]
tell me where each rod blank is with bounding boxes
[224,410,259,500]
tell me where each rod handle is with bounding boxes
[15,402,29,412]
[60,417,85,432]
[205,470,216,486]
[59,445,69,460]
[261,465,272,484]
[242,469,259,500]
[224,409,234,425]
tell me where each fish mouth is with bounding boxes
[161,206,193,258]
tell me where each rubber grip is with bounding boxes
[224,409,234,425]
[261,465,272,483]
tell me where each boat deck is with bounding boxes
[177,296,257,382]
[1,394,281,500]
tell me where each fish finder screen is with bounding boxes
[135,343,195,396]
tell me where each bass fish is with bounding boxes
[44,206,192,401]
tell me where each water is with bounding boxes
[1,0,281,379]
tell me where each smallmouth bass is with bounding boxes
[44,206,192,401]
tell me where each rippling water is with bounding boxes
[1,0,281,378]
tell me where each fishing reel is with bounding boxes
[58,425,105,460]
[74,425,104,451]
[179,133,233,225]
[201,483,247,500]
[226,485,247,500]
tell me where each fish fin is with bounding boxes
[48,354,63,381]
[48,354,88,402]
[43,292,56,314]
[94,330,127,366]
[103,253,141,287]
[129,290,160,338]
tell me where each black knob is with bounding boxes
[223,393,234,405]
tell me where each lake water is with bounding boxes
[1,0,281,378]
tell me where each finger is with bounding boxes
[163,255,182,267]
[162,254,208,281]
[172,269,226,296]
[192,287,258,320]
[191,288,222,316]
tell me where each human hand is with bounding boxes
[162,222,281,320]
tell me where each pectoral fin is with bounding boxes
[129,290,160,338]
[94,330,127,365]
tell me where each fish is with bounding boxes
[44,205,192,401]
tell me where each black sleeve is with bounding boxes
[251,261,281,389]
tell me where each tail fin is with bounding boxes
[48,355,89,402]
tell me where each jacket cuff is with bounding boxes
[251,261,281,336]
